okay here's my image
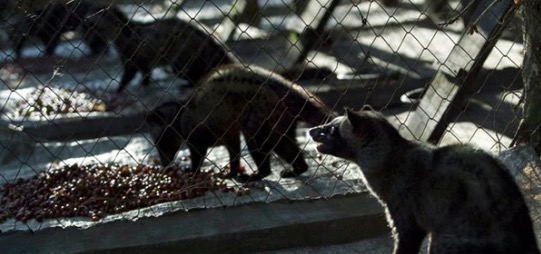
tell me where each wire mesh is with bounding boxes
[0,0,538,252]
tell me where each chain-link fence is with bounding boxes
[0,0,539,252]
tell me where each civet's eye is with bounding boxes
[329,125,337,135]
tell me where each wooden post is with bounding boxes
[290,0,340,66]
[401,0,517,143]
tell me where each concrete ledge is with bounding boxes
[0,193,387,254]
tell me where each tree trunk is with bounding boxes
[513,0,541,154]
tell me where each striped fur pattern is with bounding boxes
[147,64,336,182]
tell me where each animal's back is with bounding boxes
[183,66,286,135]
[417,144,539,253]
[139,19,235,64]
[12,2,104,56]
[181,64,331,179]
[199,65,335,126]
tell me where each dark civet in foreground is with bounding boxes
[309,106,540,254]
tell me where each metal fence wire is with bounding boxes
[0,0,539,251]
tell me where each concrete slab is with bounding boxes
[0,194,387,254]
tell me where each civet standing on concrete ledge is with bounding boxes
[10,2,109,57]
[83,7,239,93]
[146,64,336,182]
[309,106,540,254]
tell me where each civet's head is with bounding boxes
[309,105,394,160]
[145,102,185,167]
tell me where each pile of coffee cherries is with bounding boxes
[0,164,244,223]
[14,85,107,118]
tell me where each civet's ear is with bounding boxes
[361,104,374,111]
[344,108,360,128]
[346,107,372,134]
[344,107,355,119]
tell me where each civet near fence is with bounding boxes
[0,0,538,250]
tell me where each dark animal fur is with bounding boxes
[83,8,239,93]
[10,2,108,57]
[309,107,540,254]
[146,64,336,182]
